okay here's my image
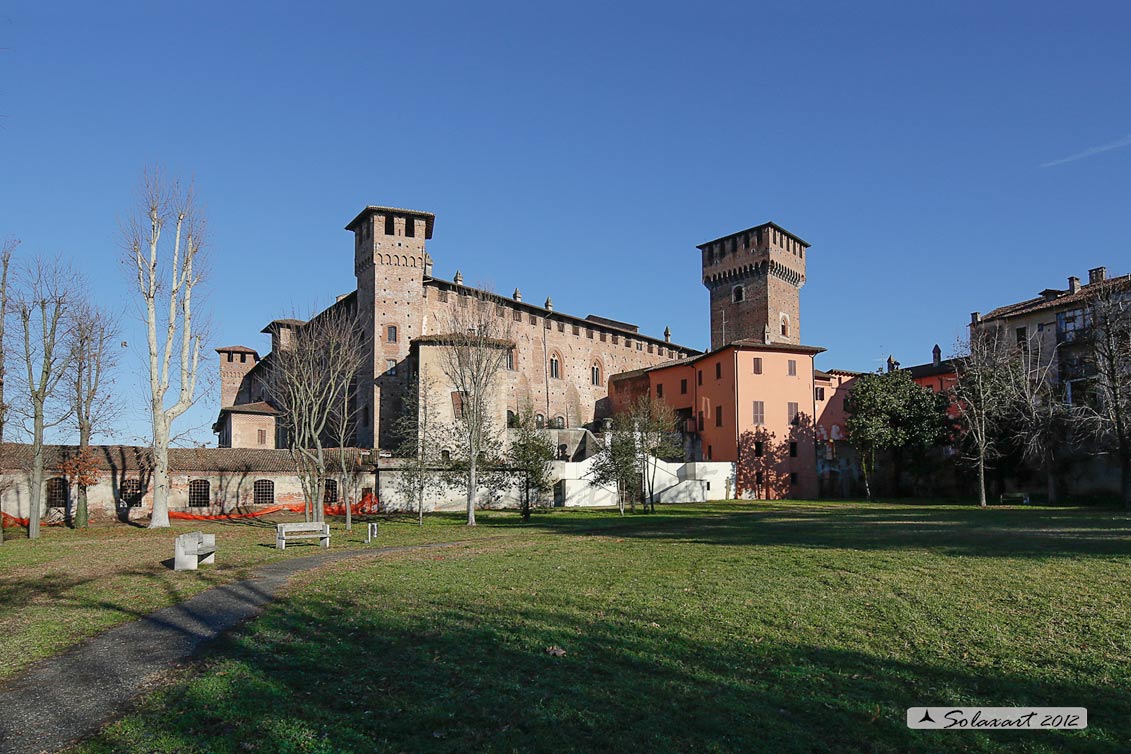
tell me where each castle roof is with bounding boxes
[697,221,810,250]
[345,206,435,238]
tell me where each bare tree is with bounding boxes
[588,411,639,516]
[630,395,681,513]
[328,367,362,531]
[393,368,446,525]
[435,290,512,526]
[0,238,17,447]
[269,306,365,522]
[124,170,206,528]
[12,256,75,539]
[67,300,120,527]
[1082,284,1131,508]
[1004,334,1075,504]
[952,328,1015,508]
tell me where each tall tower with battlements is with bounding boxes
[346,206,435,448]
[698,222,808,350]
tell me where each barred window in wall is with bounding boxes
[254,479,274,505]
[121,479,144,508]
[46,477,69,508]
[324,479,338,504]
[188,480,210,508]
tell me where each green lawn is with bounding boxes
[0,510,533,681]
[55,502,1131,753]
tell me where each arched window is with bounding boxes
[733,285,744,303]
[253,479,274,506]
[188,480,210,508]
[323,479,338,504]
[535,414,545,429]
[441,449,452,464]
[506,349,515,370]
[554,416,566,429]
[46,477,69,508]
[507,410,518,428]
[549,354,561,379]
[591,363,601,386]
[780,314,790,338]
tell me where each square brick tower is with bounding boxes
[699,222,808,349]
[346,206,435,449]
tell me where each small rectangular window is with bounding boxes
[697,411,704,431]
[257,429,267,445]
[697,370,703,386]
[788,359,797,376]
[715,362,722,379]
[789,472,798,485]
[752,401,764,425]
[387,325,398,343]
[788,402,799,424]
[386,359,397,375]
[715,405,723,426]
[789,441,798,457]
[680,378,688,395]
[754,441,764,457]
[815,387,825,401]
[656,384,664,398]
[514,311,522,322]
[753,357,762,375]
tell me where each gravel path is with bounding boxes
[0,539,476,754]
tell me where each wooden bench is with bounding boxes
[1000,492,1031,505]
[276,522,330,550]
[174,531,216,571]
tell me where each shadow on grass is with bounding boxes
[481,504,1131,559]
[77,589,1127,754]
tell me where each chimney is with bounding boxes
[544,296,553,312]
[1068,276,1081,294]
[664,326,672,343]
[970,312,981,326]
[886,355,899,373]
[513,288,522,302]
[1089,266,1107,284]
[932,344,941,367]
[453,270,463,286]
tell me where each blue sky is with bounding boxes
[2,1,1129,446]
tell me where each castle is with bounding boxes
[214,206,815,472]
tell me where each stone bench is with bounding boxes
[174,531,216,571]
[276,521,330,550]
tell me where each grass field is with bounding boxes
[0,511,532,681]
[32,501,1128,754]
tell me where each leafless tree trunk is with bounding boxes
[1004,334,1074,505]
[269,307,364,522]
[13,256,75,539]
[329,373,361,531]
[69,301,120,527]
[1083,286,1131,509]
[0,239,17,451]
[393,369,444,525]
[124,170,206,528]
[436,290,512,526]
[953,329,1015,508]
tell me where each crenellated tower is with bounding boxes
[698,222,808,349]
[346,206,435,448]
